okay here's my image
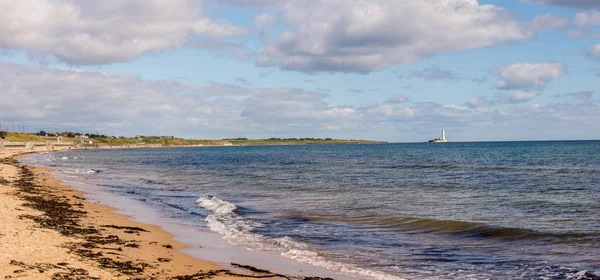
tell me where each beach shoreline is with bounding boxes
[0,148,333,280]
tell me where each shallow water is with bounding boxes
[22,141,600,279]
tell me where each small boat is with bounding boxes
[428,129,448,143]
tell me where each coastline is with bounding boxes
[0,148,333,280]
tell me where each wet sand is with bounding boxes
[0,149,332,280]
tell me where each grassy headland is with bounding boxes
[226,137,386,146]
[4,133,45,142]
[3,132,386,146]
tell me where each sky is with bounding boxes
[0,0,599,142]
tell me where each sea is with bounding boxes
[20,141,600,280]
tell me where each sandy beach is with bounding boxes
[0,148,325,280]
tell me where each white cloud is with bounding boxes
[465,96,488,108]
[0,60,363,137]
[254,12,276,37]
[495,91,540,104]
[528,14,569,31]
[493,63,566,90]
[587,44,600,59]
[256,0,533,73]
[0,0,245,65]
[408,67,456,80]
[574,10,600,28]
[241,88,340,123]
[0,61,250,135]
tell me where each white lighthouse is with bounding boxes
[428,128,448,142]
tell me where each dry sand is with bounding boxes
[0,148,319,280]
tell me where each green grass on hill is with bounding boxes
[227,138,385,145]
[2,133,385,146]
[92,137,228,146]
[92,137,383,146]
[4,133,45,142]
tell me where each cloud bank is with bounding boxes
[0,0,245,65]
[0,61,596,141]
[493,63,566,90]
[255,0,533,73]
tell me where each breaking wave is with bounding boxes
[196,196,405,280]
[70,169,101,174]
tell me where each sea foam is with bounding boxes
[69,169,101,174]
[196,196,405,280]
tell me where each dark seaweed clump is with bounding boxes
[102,225,148,233]
[7,162,151,277]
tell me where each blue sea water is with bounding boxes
[22,141,600,279]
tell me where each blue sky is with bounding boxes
[0,0,599,142]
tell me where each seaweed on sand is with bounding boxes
[8,161,151,276]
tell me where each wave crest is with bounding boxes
[197,196,237,214]
[306,215,591,241]
[196,196,405,280]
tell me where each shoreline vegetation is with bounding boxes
[2,132,387,149]
[0,147,337,279]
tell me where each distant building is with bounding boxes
[428,129,448,143]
